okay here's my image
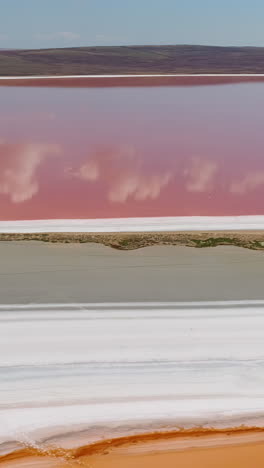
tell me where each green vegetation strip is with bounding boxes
[0,233,264,251]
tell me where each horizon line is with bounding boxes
[2,44,264,51]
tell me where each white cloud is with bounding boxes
[230,172,264,195]
[0,142,61,203]
[184,156,218,192]
[67,146,173,203]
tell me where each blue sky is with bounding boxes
[1,0,264,49]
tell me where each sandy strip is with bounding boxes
[0,243,263,304]
[81,437,264,468]
[0,242,264,304]
[1,216,264,233]
[0,230,264,252]
[1,74,264,87]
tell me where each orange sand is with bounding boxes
[2,428,264,467]
[81,441,264,468]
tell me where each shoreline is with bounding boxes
[2,73,264,79]
[0,230,264,250]
[1,74,264,87]
[78,430,264,468]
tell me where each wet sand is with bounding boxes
[81,439,264,468]
[2,430,264,467]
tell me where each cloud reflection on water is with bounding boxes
[230,172,264,195]
[0,138,264,219]
[0,141,61,203]
[183,156,218,193]
[67,145,173,203]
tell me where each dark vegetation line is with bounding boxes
[2,45,264,76]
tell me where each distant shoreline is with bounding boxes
[2,73,264,79]
[1,74,264,87]
[2,45,264,77]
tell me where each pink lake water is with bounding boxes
[1,77,264,221]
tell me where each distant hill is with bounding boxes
[1,45,264,76]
